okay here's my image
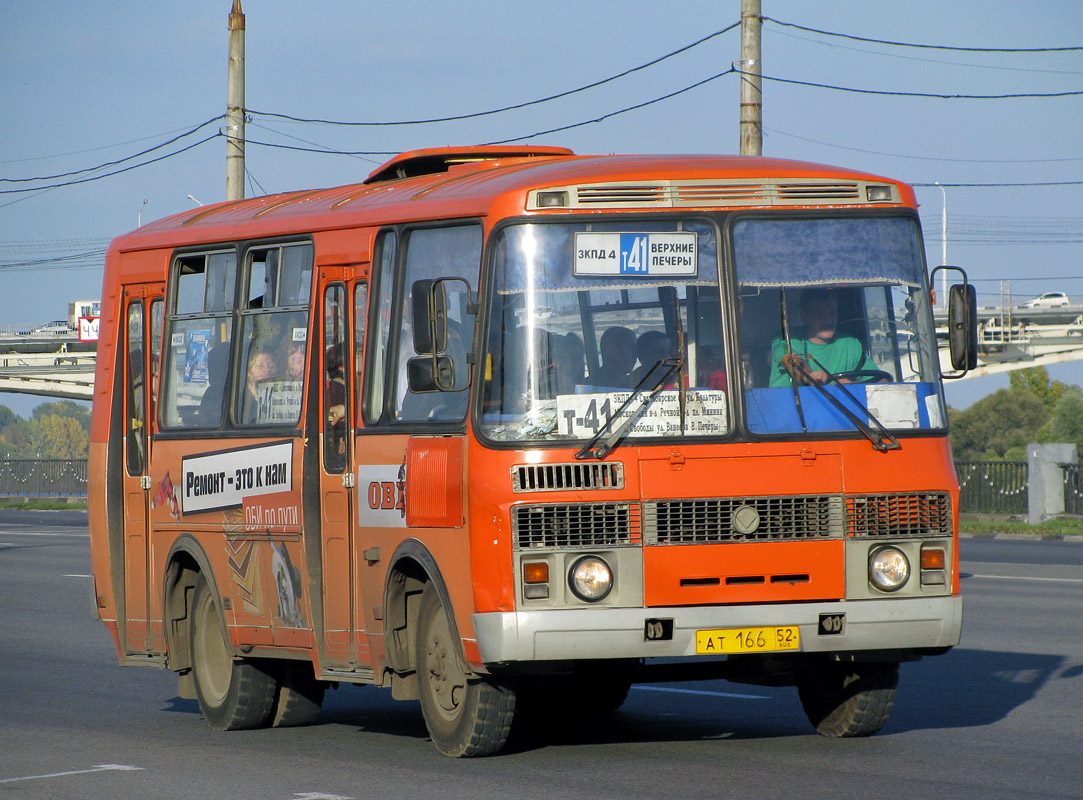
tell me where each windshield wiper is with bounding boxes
[784,357,901,452]
[574,356,682,460]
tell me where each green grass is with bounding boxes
[0,500,87,511]
[960,516,1083,538]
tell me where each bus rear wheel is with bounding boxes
[190,575,276,730]
[796,660,898,738]
[271,661,326,727]
[415,585,515,757]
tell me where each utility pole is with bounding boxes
[739,0,762,156]
[226,0,246,201]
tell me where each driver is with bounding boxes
[769,288,881,387]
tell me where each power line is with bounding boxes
[912,181,1083,187]
[764,126,1083,164]
[766,25,1083,76]
[248,22,739,129]
[0,117,224,183]
[738,69,1083,99]
[482,69,735,144]
[0,134,221,195]
[762,17,1083,53]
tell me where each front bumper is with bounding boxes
[473,595,962,663]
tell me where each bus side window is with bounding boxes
[233,243,312,427]
[393,225,479,424]
[354,281,369,417]
[125,300,145,475]
[363,231,396,425]
[161,250,236,429]
[323,284,348,472]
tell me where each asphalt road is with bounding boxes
[1,512,1081,800]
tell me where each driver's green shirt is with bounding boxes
[769,335,878,387]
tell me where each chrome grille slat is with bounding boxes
[513,502,640,550]
[847,492,952,537]
[644,495,844,544]
[512,462,624,493]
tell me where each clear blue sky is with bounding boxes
[1,0,1081,417]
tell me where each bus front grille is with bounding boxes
[846,492,952,538]
[643,495,844,544]
[512,462,624,492]
[513,502,640,550]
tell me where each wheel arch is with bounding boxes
[163,534,230,673]
[382,537,463,678]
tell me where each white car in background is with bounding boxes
[1023,291,1070,308]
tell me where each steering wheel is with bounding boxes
[833,369,893,383]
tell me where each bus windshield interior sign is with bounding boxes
[574,232,698,277]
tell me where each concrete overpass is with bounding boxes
[2,305,1083,401]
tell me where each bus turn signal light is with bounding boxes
[921,548,946,570]
[523,562,549,584]
[523,561,550,600]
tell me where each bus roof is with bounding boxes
[113,147,916,251]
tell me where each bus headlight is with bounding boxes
[568,556,613,602]
[869,546,910,592]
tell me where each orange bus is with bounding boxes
[89,146,976,756]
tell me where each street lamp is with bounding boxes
[187,194,204,207]
[933,182,947,308]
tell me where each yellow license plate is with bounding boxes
[695,625,800,654]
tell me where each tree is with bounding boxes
[1047,386,1083,452]
[27,414,89,459]
[1009,367,1067,411]
[31,400,90,434]
[948,387,1050,461]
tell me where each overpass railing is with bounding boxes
[0,458,88,497]
[954,461,1029,515]
[0,457,1071,515]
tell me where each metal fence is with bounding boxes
[0,456,1071,514]
[954,461,1029,516]
[0,458,88,497]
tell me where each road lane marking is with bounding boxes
[0,764,143,784]
[966,573,1083,584]
[65,574,92,578]
[294,793,355,800]
[632,685,768,700]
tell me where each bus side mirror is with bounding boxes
[411,279,447,356]
[948,282,978,372]
[407,355,455,393]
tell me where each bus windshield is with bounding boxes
[734,215,945,436]
[480,219,728,444]
[479,214,944,446]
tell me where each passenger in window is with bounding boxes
[769,288,879,387]
[325,345,347,451]
[198,345,230,426]
[699,345,728,391]
[242,349,277,424]
[285,342,305,382]
[540,332,584,398]
[629,330,673,385]
[591,326,636,388]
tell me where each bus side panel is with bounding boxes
[147,436,312,657]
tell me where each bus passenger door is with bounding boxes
[120,288,161,656]
[317,278,364,670]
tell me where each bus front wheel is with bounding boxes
[796,660,898,738]
[415,585,514,757]
[190,575,276,730]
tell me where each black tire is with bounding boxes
[271,661,326,727]
[189,576,277,730]
[415,585,515,757]
[797,660,899,738]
